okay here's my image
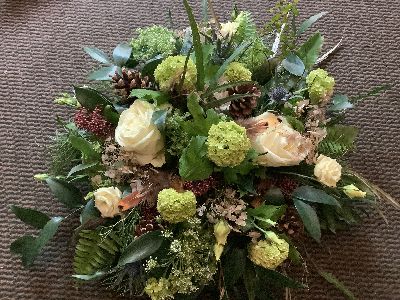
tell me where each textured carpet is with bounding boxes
[0,0,399,299]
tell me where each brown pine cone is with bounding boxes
[111,68,151,101]
[278,206,304,239]
[228,84,261,119]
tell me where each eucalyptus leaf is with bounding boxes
[87,66,118,81]
[141,55,163,77]
[112,43,132,67]
[67,162,99,178]
[183,0,205,90]
[80,199,100,225]
[11,205,50,229]
[45,177,83,208]
[281,53,305,76]
[294,199,321,242]
[296,32,324,69]
[11,217,63,267]
[297,12,328,35]
[151,110,168,132]
[73,86,112,110]
[118,231,164,267]
[179,136,214,181]
[83,47,111,64]
[292,186,341,206]
[329,94,353,112]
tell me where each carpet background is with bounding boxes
[0,0,399,299]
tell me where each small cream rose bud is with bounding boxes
[343,184,366,199]
[93,187,122,218]
[314,155,342,187]
[214,220,231,246]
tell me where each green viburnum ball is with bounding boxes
[223,62,252,82]
[306,68,335,104]
[248,237,289,270]
[157,188,197,223]
[207,121,251,167]
[130,25,177,61]
[154,55,197,91]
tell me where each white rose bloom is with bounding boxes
[94,187,122,218]
[220,21,239,39]
[115,100,165,167]
[250,112,311,167]
[314,155,342,187]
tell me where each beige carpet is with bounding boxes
[0,0,399,299]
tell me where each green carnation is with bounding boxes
[157,188,197,223]
[306,68,335,103]
[154,55,197,91]
[130,25,177,61]
[248,234,289,270]
[224,62,252,82]
[207,121,251,167]
[239,37,270,72]
[144,277,173,300]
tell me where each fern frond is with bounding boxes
[73,230,122,275]
[48,131,80,176]
[318,125,358,158]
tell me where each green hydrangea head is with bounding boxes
[248,236,289,270]
[130,25,177,61]
[154,55,197,91]
[224,62,252,82]
[306,68,335,103]
[238,37,270,72]
[157,188,197,223]
[207,121,251,167]
[144,277,173,300]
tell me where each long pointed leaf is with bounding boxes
[297,12,328,35]
[294,199,321,242]
[83,47,111,64]
[318,271,357,300]
[11,206,50,229]
[45,177,83,208]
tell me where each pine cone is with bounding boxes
[111,68,151,101]
[278,206,304,239]
[228,84,261,119]
[135,206,159,237]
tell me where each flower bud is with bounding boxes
[314,155,342,187]
[343,184,366,199]
[214,220,231,246]
[214,244,224,261]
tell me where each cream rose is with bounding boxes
[115,100,165,167]
[343,184,366,199]
[94,187,122,218]
[314,155,342,187]
[249,112,311,167]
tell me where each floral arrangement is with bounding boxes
[11,1,398,299]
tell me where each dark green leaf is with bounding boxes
[243,263,258,300]
[80,199,100,225]
[183,0,205,90]
[255,266,306,289]
[318,271,357,300]
[351,84,391,103]
[112,43,132,67]
[11,217,63,267]
[297,12,328,35]
[292,186,341,206]
[73,86,112,110]
[129,89,169,105]
[329,94,353,112]
[11,205,50,229]
[103,105,120,125]
[45,177,83,208]
[223,150,257,184]
[67,162,98,178]
[69,135,101,162]
[264,187,285,205]
[151,110,168,132]
[83,47,111,64]
[118,231,164,267]
[179,136,214,180]
[87,66,118,81]
[248,204,287,224]
[321,205,337,233]
[296,32,324,69]
[223,249,246,287]
[141,55,163,77]
[294,199,321,242]
[282,53,305,76]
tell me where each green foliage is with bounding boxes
[223,248,247,287]
[318,271,357,300]
[45,177,84,208]
[74,86,112,110]
[294,199,321,242]
[165,110,191,157]
[233,11,257,44]
[292,186,341,207]
[296,32,324,69]
[350,84,391,103]
[112,43,132,67]
[329,94,353,112]
[297,12,328,35]
[223,149,258,185]
[179,136,214,181]
[80,199,101,225]
[74,229,122,275]
[318,125,358,158]
[69,134,102,162]
[11,217,63,267]
[129,89,169,105]
[247,204,287,230]
[67,162,99,178]
[48,131,81,176]
[11,206,50,230]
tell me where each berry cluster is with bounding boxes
[183,176,217,197]
[74,106,114,137]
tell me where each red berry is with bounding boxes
[74,106,114,137]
